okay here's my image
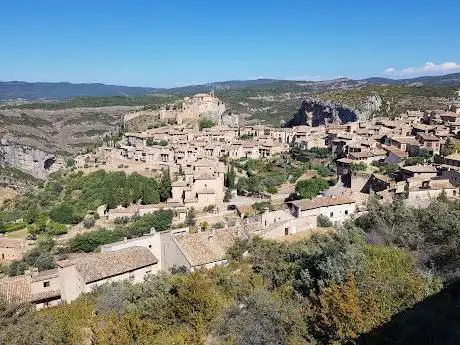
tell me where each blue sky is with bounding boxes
[1,0,459,87]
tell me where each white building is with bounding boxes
[288,195,357,224]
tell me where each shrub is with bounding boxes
[69,229,124,252]
[199,117,215,130]
[295,178,329,199]
[317,214,333,227]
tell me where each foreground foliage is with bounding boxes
[0,220,443,344]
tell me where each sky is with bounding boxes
[1,0,459,87]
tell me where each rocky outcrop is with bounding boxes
[0,139,65,179]
[283,99,360,127]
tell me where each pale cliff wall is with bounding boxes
[0,140,65,179]
[283,99,360,127]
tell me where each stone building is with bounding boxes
[0,237,25,263]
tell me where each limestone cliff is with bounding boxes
[283,99,360,127]
[0,139,65,179]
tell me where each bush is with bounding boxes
[69,229,124,253]
[1,222,26,233]
[125,210,173,237]
[203,205,215,213]
[82,216,96,229]
[266,185,278,194]
[295,178,329,199]
[49,202,82,224]
[317,214,333,227]
[199,117,215,130]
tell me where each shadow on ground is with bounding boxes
[357,280,460,345]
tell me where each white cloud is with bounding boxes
[383,62,460,77]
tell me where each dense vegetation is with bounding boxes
[0,169,171,236]
[5,209,174,276]
[295,177,330,199]
[232,156,327,195]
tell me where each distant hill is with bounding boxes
[1,73,460,101]
[362,73,460,86]
[0,81,161,101]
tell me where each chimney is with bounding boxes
[123,237,128,242]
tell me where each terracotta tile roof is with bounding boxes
[391,136,419,145]
[194,172,215,180]
[173,228,242,267]
[0,275,30,303]
[402,165,437,173]
[292,195,356,211]
[349,151,374,159]
[372,173,393,184]
[73,247,158,284]
[382,145,408,158]
[418,133,439,141]
[445,153,460,161]
[30,290,61,302]
[30,268,58,283]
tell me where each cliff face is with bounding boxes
[283,99,360,127]
[0,140,65,179]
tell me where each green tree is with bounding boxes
[441,137,455,157]
[295,178,329,199]
[159,169,172,202]
[198,117,215,131]
[185,207,196,226]
[225,165,236,189]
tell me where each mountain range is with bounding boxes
[1,73,460,101]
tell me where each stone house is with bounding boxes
[58,247,159,302]
[405,178,458,201]
[388,136,420,155]
[287,195,357,224]
[101,230,164,270]
[401,165,438,180]
[0,247,159,308]
[0,237,26,263]
[444,153,460,167]
[0,268,61,310]
[416,133,441,154]
[164,227,243,272]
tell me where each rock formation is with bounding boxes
[283,99,360,127]
[0,139,65,179]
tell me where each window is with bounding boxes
[1,253,4,260]
[454,190,457,196]
[330,212,334,217]
[285,228,289,236]
[148,244,152,249]
[345,210,349,215]
[43,281,50,288]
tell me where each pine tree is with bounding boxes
[225,165,236,189]
[159,169,172,202]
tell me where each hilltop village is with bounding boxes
[2,90,460,309]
